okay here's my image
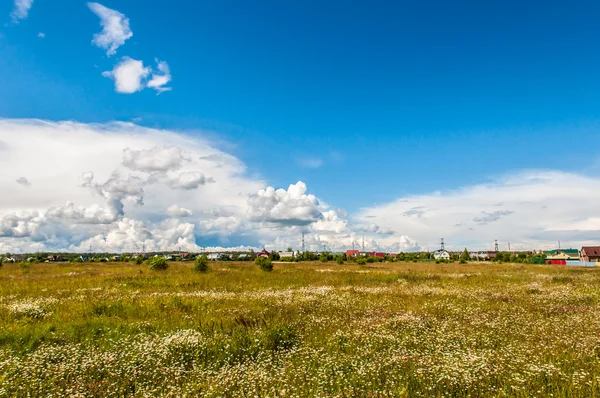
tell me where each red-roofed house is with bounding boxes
[346,250,359,258]
[371,252,386,259]
[581,246,600,263]
[257,249,270,258]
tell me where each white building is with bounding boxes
[433,249,451,260]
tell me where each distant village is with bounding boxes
[2,241,599,266]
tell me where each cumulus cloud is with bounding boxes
[37,32,45,38]
[166,205,193,218]
[88,2,132,56]
[146,60,172,94]
[16,177,31,187]
[0,119,265,253]
[169,171,214,190]
[102,57,149,94]
[122,146,184,172]
[248,181,323,226]
[358,223,395,235]
[356,171,600,251]
[0,211,39,238]
[102,58,173,94]
[10,0,33,23]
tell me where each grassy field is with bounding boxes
[1,260,600,397]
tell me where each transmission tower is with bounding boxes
[440,238,445,250]
[494,240,499,252]
[302,232,305,252]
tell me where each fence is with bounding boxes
[566,260,597,267]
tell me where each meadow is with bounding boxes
[1,260,600,397]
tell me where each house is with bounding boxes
[546,249,580,261]
[257,249,270,258]
[346,250,360,258]
[237,253,250,261]
[433,249,451,260]
[80,255,89,262]
[580,246,600,263]
[279,251,295,258]
[370,252,386,259]
[46,255,62,262]
[111,255,120,261]
[207,253,222,260]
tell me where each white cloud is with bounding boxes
[123,146,184,172]
[16,177,31,187]
[102,58,173,95]
[355,171,600,251]
[169,171,213,190]
[147,60,172,94]
[166,205,193,218]
[37,32,45,38]
[10,0,33,23]
[102,57,149,94]
[248,181,323,226]
[0,119,265,253]
[88,2,132,56]
[4,119,597,254]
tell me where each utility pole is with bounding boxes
[302,232,305,252]
[558,241,561,250]
[508,242,511,252]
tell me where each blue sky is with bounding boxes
[1,1,600,252]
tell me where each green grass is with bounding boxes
[1,260,600,396]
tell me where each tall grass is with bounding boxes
[1,261,600,396]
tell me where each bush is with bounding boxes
[336,257,344,265]
[255,257,273,272]
[356,258,367,265]
[193,255,209,272]
[459,259,467,264]
[134,256,144,265]
[0,258,3,268]
[149,257,169,270]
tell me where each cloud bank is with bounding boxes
[1,119,598,254]
[355,171,600,251]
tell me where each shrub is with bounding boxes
[0,257,3,268]
[356,258,367,265]
[255,257,273,272]
[459,259,467,264]
[319,254,329,263]
[366,257,375,263]
[149,257,169,270]
[193,255,209,273]
[336,257,344,265]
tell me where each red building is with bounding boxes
[371,252,386,258]
[257,249,270,258]
[346,250,360,258]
